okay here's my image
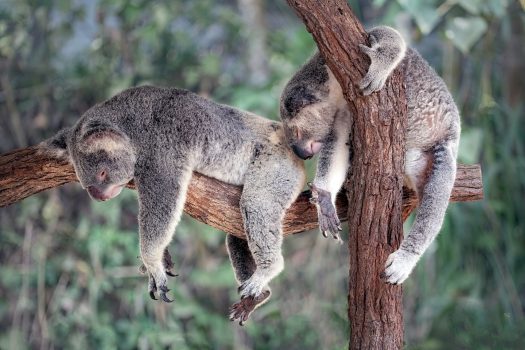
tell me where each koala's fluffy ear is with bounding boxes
[40,128,71,159]
[80,122,131,154]
[283,85,319,117]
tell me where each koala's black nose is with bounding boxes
[292,144,313,160]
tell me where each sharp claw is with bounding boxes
[160,292,173,303]
[166,271,178,277]
[159,286,173,303]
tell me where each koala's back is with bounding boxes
[401,49,461,150]
[78,85,292,185]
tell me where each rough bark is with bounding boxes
[286,0,405,348]
[0,145,482,238]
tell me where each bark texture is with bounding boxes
[1,145,482,239]
[286,0,406,348]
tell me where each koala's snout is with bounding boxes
[291,141,323,160]
[87,184,124,201]
[87,185,109,201]
[292,144,313,160]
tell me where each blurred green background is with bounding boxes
[0,0,524,349]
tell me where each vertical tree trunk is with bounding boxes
[286,1,407,348]
[237,0,269,86]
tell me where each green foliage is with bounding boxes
[445,16,487,54]
[0,0,524,349]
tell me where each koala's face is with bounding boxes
[279,61,346,160]
[280,82,341,160]
[70,125,136,202]
[281,103,334,160]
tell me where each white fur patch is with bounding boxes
[314,114,351,204]
[404,148,427,192]
[384,249,419,284]
[84,135,128,153]
[325,146,349,204]
[326,69,346,107]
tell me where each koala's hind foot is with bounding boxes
[139,248,178,278]
[229,289,271,326]
[309,183,343,242]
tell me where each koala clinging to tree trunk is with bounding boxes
[43,86,305,325]
[280,26,460,284]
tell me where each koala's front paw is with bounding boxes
[139,248,177,277]
[381,249,419,285]
[358,43,388,96]
[140,250,176,303]
[308,183,342,242]
[147,271,173,303]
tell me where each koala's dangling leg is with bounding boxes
[226,234,271,325]
[226,234,257,284]
[228,147,304,325]
[135,161,193,303]
[383,140,458,284]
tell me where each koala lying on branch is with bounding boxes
[44,86,305,325]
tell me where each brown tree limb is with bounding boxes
[1,146,482,239]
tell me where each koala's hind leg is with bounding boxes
[135,162,193,303]
[226,234,256,284]
[383,140,457,284]
[226,234,271,325]
[229,148,304,325]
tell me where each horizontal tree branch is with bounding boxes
[0,146,483,238]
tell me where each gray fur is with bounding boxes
[280,26,460,285]
[359,26,407,95]
[43,86,305,321]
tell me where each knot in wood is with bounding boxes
[381,176,397,192]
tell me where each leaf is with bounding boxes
[480,0,509,18]
[456,0,483,14]
[445,16,487,54]
[397,0,441,34]
[373,0,388,7]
